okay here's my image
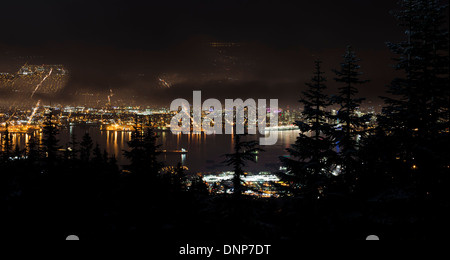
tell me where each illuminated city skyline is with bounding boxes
[1,0,448,244]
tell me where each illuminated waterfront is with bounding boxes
[0,125,300,173]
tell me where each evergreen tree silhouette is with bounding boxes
[108,155,119,173]
[332,46,370,190]
[41,110,61,165]
[124,117,145,174]
[161,162,187,193]
[13,143,22,159]
[92,143,103,165]
[26,131,40,164]
[1,123,13,162]
[124,116,162,182]
[143,128,163,175]
[189,175,209,195]
[80,132,94,163]
[103,149,110,165]
[378,0,449,189]
[174,163,186,192]
[224,134,263,197]
[281,60,336,196]
[69,132,79,161]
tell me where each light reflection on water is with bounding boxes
[4,127,300,173]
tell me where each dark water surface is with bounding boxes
[5,126,300,173]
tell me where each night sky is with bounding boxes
[0,0,404,106]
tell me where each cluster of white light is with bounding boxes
[203,173,233,183]
[243,175,279,182]
[203,172,280,183]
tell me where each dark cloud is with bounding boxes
[1,0,402,49]
[1,0,405,107]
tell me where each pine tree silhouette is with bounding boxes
[379,0,449,189]
[92,143,103,165]
[124,116,162,182]
[224,134,263,197]
[69,132,79,161]
[80,132,94,162]
[26,131,40,164]
[281,60,336,196]
[1,123,13,162]
[41,110,61,165]
[13,144,22,158]
[332,46,370,190]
